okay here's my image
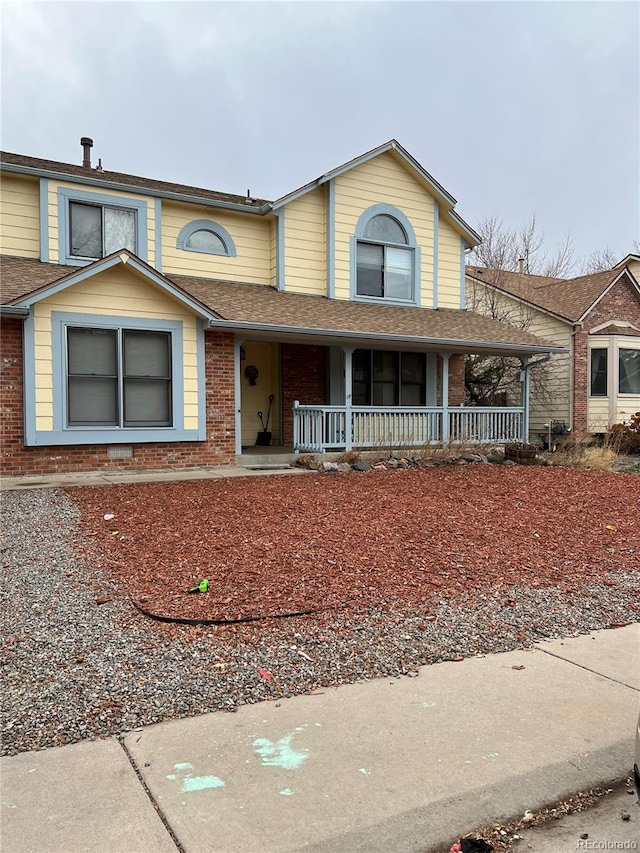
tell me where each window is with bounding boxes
[185,229,226,254]
[590,349,607,396]
[619,348,640,394]
[352,350,426,406]
[57,188,148,266]
[352,206,419,304]
[67,327,172,427]
[357,215,412,300]
[176,219,237,256]
[69,202,137,259]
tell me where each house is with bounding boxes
[0,138,565,476]
[465,259,640,441]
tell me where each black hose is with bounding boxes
[132,597,322,626]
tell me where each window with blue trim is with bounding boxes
[66,326,172,427]
[353,207,418,304]
[69,202,137,259]
[176,219,237,257]
[57,188,148,266]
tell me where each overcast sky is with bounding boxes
[1,1,638,269]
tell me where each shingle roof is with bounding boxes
[465,265,633,322]
[0,151,270,208]
[0,255,563,354]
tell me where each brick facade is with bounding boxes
[0,320,236,475]
[447,354,466,405]
[572,276,640,432]
[281,344,328,446]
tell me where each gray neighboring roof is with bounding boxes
[1,254,565,355]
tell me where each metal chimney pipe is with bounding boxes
[81,137,94,169]
[518,257,525,274]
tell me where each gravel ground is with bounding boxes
[2,487,639,757]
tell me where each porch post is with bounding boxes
[520,357,530,443]
[441,353,450,441]
[343,346,354,451]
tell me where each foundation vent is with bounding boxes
[108,445,133,459]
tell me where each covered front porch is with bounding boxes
[235,338,532,456]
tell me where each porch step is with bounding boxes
[236,451,344,468]
[236,453,298,468]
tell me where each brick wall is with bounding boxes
[281,344,328,445]
[448,354,466,406]
[0,320,237,475]
[572,276,640,432]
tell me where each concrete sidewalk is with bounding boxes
[0,464,309,492]
[2,624,638,853]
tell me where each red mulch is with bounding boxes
[66,466,640,623]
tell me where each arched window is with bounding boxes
[352,205,419,303]
[176,219,237,257]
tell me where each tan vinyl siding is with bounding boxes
[283,187,326,295]
[333,152,435,302]
[161,200,271,283]
[0,174,40,258]
[47,180,155,266]
[437,218,462,309]
[33,266,199,431]
[466,277,572,437]
[625,259,640,284]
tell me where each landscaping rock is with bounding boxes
[352,459,372,472]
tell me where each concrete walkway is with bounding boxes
[0,464,309,491]
[2,624,638,853]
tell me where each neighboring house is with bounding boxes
[0,138,564,476]
[465,260,640,441]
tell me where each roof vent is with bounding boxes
[81,137,93,169]
[518,257,525,274]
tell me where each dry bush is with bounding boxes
[607,412,640,455]
[550,430,619,470]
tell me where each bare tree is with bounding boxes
[469,213,576,277]
[465,214,568,407]
[581,247,619,273]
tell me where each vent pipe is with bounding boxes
[80,137,94,169]
[518,257,525,274]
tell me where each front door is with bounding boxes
[240,342,281,448]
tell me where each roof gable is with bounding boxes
[6,251,217,320]
[271,140,480,246]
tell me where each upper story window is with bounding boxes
[176,219,237,257]
[69,202,137,259]
[352,205,419,305]
[57,187,148,266]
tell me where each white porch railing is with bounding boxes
[293,402,524,453]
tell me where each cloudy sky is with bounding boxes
[1,1,638,268]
